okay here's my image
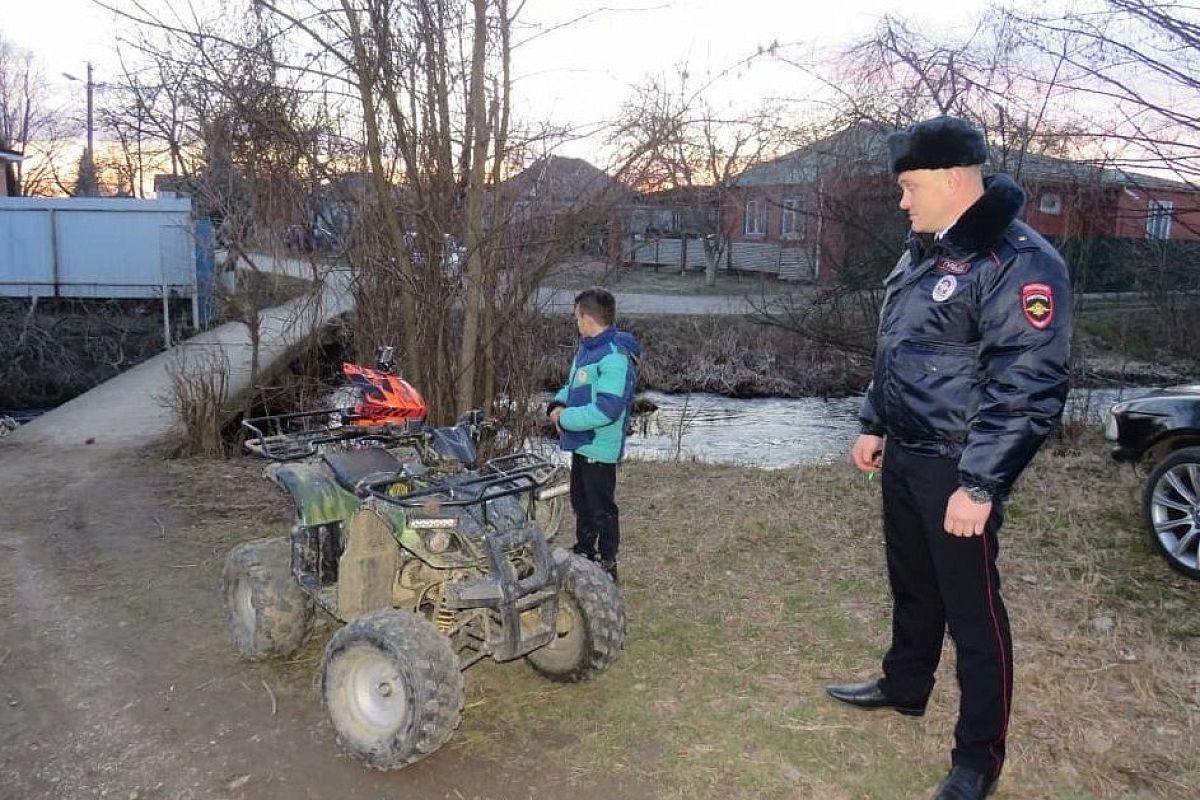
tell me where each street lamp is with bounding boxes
[62,63,96,196]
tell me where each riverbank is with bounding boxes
[152,432,1199,799]
[531,310,1197,400]
[3,294,1193,416]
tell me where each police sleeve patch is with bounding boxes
[1021,282,1054,329]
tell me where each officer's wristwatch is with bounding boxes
[961,485,993,504]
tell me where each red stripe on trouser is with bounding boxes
[981,532,1010,779]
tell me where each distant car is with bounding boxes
[1106,385,1200,580]
[284,223,339,253]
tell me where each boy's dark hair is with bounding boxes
[574,287,616,326]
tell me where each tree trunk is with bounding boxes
[339,1,421,384]
[456,0,491,414]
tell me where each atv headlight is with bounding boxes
[409,516,456,529]
[425,528,455,554]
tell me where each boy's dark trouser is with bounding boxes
[569,453,619,562]
[877,442,1013,781]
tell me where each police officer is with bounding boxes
[825,117,1072,800]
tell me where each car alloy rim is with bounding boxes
[1151,461,1200,571]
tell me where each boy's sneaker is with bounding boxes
[599,560,619,584]
[571,544,597,561]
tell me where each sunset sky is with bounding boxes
[3,0,1052,170]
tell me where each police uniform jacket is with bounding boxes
[859,173,1072,497]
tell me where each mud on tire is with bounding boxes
[526,551,627,682]
[222,536,314,660]
[320,610,464,770]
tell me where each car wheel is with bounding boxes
[1143,446,1200,581]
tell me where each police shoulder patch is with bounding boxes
[1021,282,1054,329]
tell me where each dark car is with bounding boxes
[1106,385,1200,580]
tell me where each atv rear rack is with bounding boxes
[242,409,428,461]
[361,453,565,525]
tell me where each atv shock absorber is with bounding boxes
[435,598,455,635]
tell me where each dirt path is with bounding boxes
[0,442,650,800]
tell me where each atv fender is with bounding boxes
[266,462,360,527]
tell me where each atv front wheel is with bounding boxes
[526,551,627,682]
[321,610,463,770]
[222,536,314,660]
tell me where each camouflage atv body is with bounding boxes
[222,423,624,770]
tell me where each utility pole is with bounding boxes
[86,62,94,169]
[63,62,97,196]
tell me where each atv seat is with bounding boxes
[322,447,404,494]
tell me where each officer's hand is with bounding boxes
[944,489,992,537]
[850,434,884,474]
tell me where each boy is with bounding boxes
[547,288,641,583]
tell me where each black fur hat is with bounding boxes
[888,116,987,174]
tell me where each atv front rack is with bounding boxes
[242,409,428,460]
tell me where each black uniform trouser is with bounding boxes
[569,453,619,563]
[877,442,1013,781]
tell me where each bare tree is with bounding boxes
[98,0,649,428]
[611,68,788,286]
[0,36,71,196]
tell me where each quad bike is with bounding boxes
[222,352,620,770]
[238,346,569,536]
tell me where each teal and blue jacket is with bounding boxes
[549,327,641,464]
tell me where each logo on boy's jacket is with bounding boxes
[1021,283,1054,329]
[576,369,588,384]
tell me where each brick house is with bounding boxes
[725,124,1200,283]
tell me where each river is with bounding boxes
[625,387,1157,469]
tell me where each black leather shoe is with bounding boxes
[599,559,619,584]
[824,679,926,717]
[931,766,996,800]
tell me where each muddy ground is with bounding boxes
[0,442,649,800]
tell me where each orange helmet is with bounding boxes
[342,363,428,425]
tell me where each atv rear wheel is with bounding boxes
[321,610,463,770]
[526,551,627,682]
[533,493,567,538]
[222,536,314,660]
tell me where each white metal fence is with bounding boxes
[622,234,817,281]
[0,196,195,296]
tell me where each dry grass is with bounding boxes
[460,437,1200,799]
[177,435,1199,799]
[159,345,232,457]
[543,257,788,297]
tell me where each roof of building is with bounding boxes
[734,122,1194,194]
[504,155,630,205]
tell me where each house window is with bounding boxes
[1039,193,1062,215]
[744,199,765,236]
[780,196,805,239]
[1146,199,1174,239]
